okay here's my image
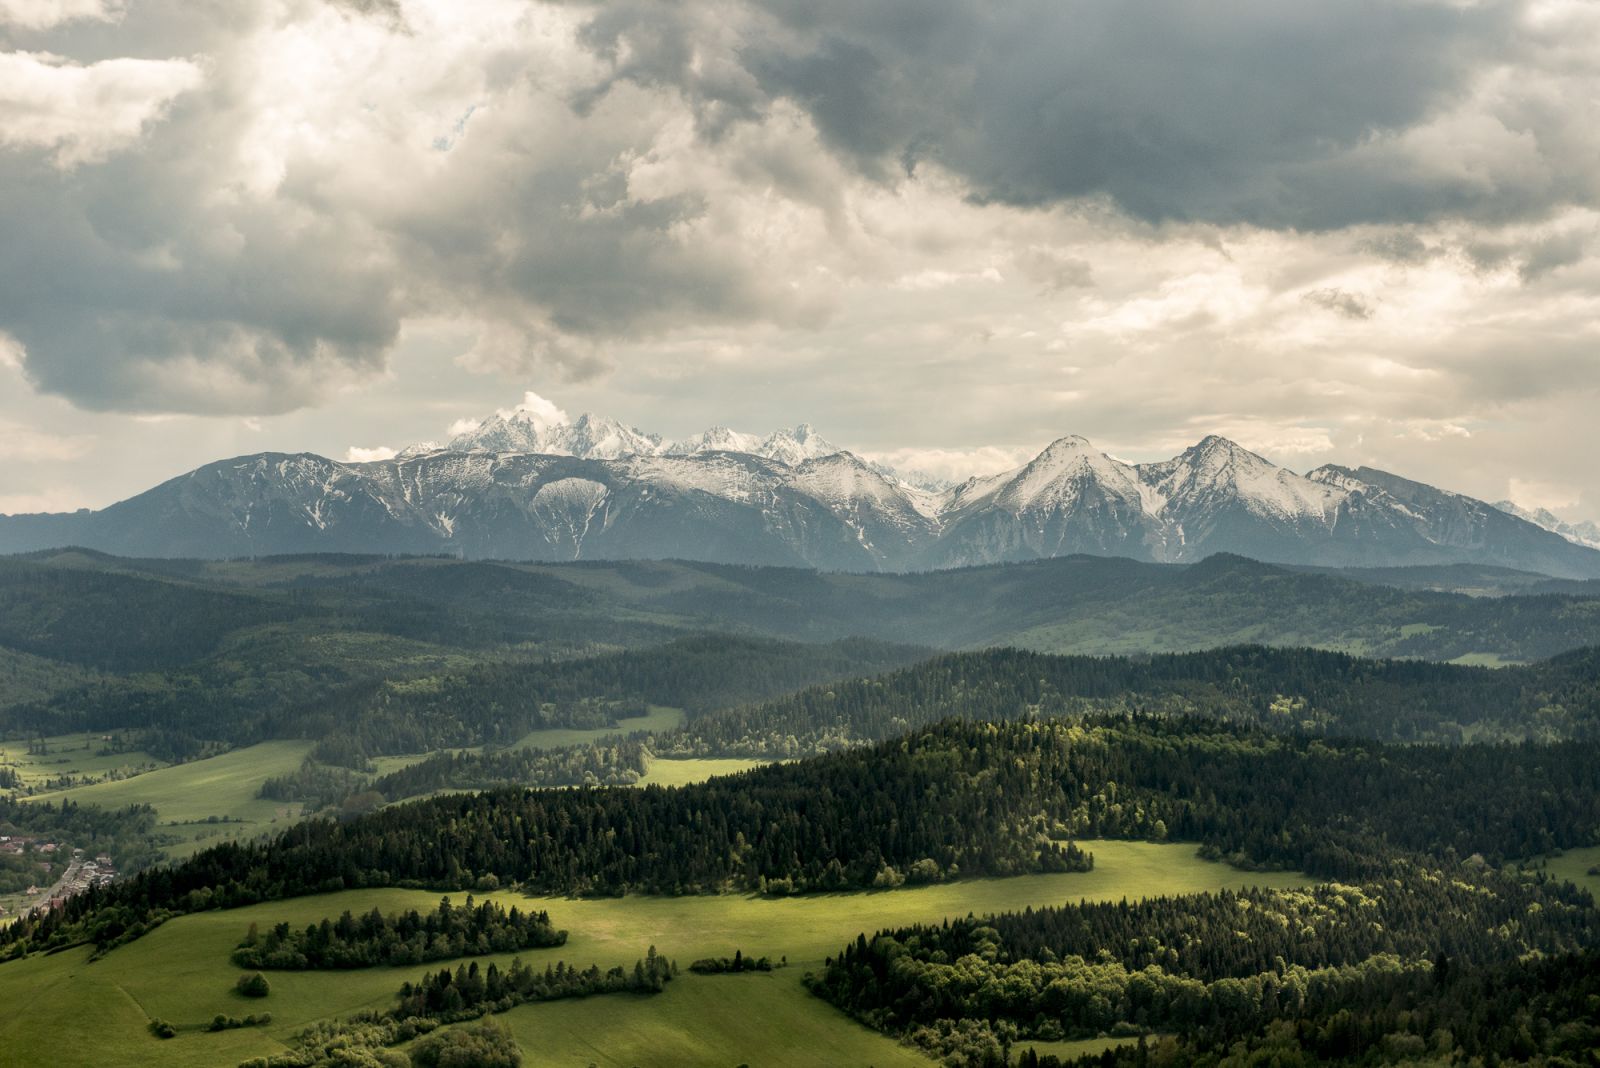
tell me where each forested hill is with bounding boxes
[6,547,1600,770]
[654,644,1600,756]
[7,717,1599,960]
[1,630,929,763]
[6,549,1600,667]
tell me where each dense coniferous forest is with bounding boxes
[813,883,1600,1066]
[655,644,1600,754]
[231,897,565,969]
[251,642,1600,810]
[6,549,1600,774]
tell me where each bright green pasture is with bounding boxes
[638,756,766,787]
[24,741,315,857]
[0,732,163,792]
[0,840,1312,1067]
[508,705,686,751]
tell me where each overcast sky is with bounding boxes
[1,0,1597,518]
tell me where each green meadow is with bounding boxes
[0,840,1313,1067]
[22,741,314,858]
[1544,845,1600,898]
[637,756,767,788]
[507,705,686,751]
[0,733,163,792]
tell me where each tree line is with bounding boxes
[231,896,565,970]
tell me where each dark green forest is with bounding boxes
[6,549,1600,770]
[335,642,1600,805]
[815,891,1600,1066]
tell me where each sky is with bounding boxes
[1,0,1598,519]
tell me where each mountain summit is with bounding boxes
[2,428,1597,577]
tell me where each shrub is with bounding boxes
[410,1018,522,1068]
[236,972,271,998]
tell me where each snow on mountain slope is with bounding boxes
[448,411,662,459]
[7,427,1600,578]
[985,436,1147,514]
[929,436,1164,567]
[441,407,850,471]
[663,426,765,456]
[1136,436,1344,523]
[1493,500,1600,550]
[756,424,842,466]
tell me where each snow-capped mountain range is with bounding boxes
[3,410,1598,578]
[1492,500,1600,551]
[404,408,847,469]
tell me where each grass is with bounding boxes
[0,840,1313,1067]
[0,733,163,792]
[1022,1035,1145,1061]
[1448,652,1519,668]
[638,756,768,787]
[24,741,315,858]
[508,705,686,751]
[1542,845,1600,898]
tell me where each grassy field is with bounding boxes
[0,732,163,792]
[1447,652,1519,668]
[0,840,1313,1067]
[508,705,686,751]
[6,710,727,862]
[24,741,315,858]
[1022,1035,1144,1061]
[638,756,767,787]
[1543,845,1600,898]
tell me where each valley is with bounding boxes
[4,548,1600,1066]
[0,842,1310,1067]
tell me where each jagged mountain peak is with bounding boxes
[8,423,1600,579]
[1037,433,1096,454]
[1494,500,1600,550]
[758,424,843,466]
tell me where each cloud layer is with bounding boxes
[1,0,1598,521]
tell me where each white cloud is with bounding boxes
[344,445,397,462]
[0,330,22,370]
[501,390,571,431]
[0,0,119,31]
[0,51,201,167]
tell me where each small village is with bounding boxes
[0,836,118,922]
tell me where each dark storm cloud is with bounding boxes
[580,0,1589,230]
[3,0,1598,430]
[0,99,401,413]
